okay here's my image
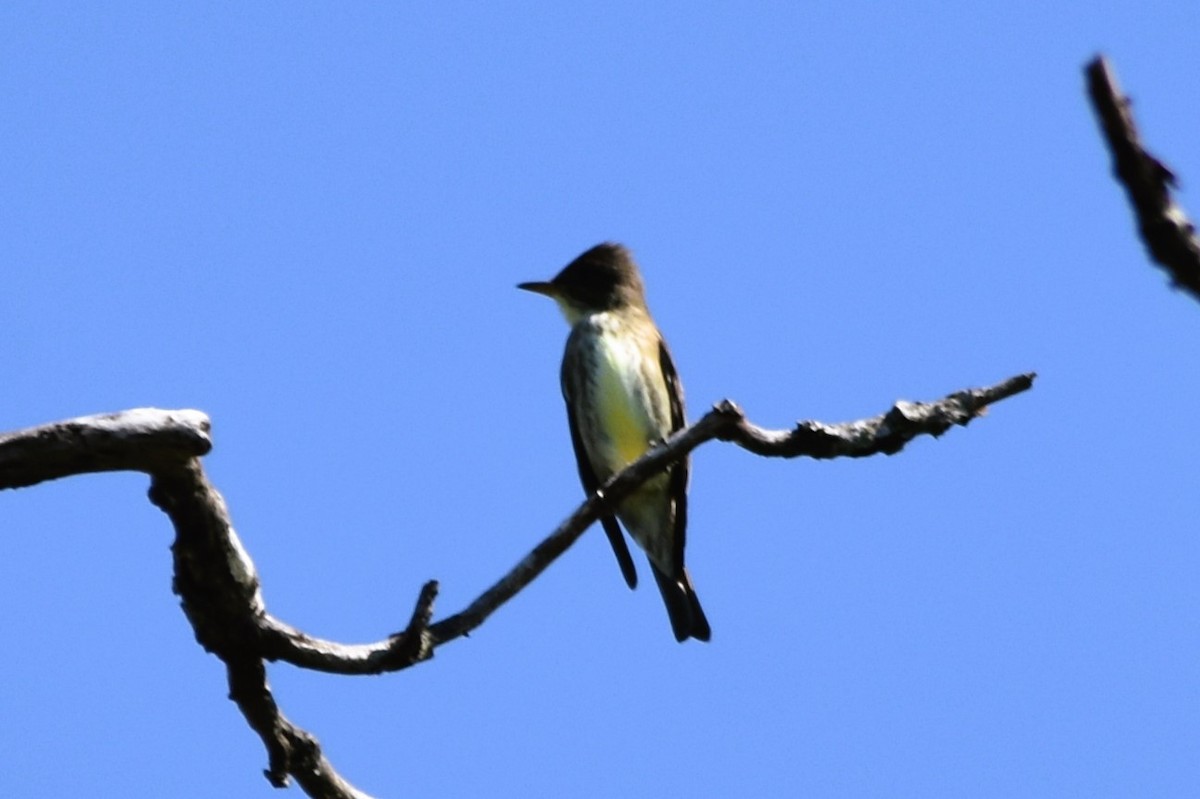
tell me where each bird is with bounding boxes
[518,242,710,642]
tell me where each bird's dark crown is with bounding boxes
[551,242,647,310]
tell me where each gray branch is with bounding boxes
[0,371,1035,796]
[0,408,212,488]
[1086,54,1200,300]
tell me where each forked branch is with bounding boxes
[0,371,1035,797]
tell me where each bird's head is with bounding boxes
[518,242,647,324]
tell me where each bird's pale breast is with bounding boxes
[563,310,679,571]
[576,313,670,478]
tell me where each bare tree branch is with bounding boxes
[426,371,1036,644]
[0,371,1035,796]
[0,408,211,488]
[1086,54,1200,300]
[0,411,374,798]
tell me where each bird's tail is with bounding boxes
[651,565,711,643]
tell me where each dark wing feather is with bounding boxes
[658,338,689,577]
[562,350,639,590]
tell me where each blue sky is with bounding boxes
[2,3,1198,797]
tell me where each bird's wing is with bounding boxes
[658,337,689,578]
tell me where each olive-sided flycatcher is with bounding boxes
[519,242,710,642]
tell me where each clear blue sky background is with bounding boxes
[2,3,1198,797]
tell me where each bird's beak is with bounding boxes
[517,280,557,298]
